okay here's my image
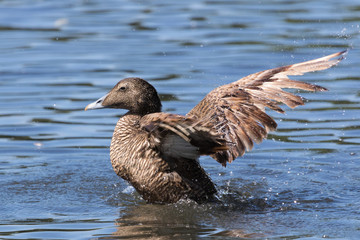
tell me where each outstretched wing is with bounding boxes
[140,112,228,158]
[187,50,347,166]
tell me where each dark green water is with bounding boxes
[0,0,359,239]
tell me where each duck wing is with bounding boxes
[140,112,228,158]
[139,112,226,201]
[187,51,347,166]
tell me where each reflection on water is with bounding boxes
[0,0,360,239]
[113,203,210,239]
[111,197,268,239]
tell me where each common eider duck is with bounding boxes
[85,51,346,203]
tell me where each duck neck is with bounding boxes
[130,99,162,116]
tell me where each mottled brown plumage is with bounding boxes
[85,51,346,203]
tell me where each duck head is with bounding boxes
[85,77,162,115]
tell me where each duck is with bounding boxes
[85,51,346,204]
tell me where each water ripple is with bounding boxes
[0,0,359,239]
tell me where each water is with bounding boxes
[0,0,359,239]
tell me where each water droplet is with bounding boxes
[34,142,43,148]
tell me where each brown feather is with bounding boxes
[87,51,346,203]
[188,50,347,165]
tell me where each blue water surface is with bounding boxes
[0,0,359,239]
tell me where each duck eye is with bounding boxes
[119,86,126,91]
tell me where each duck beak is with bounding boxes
[85,94,107,111]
